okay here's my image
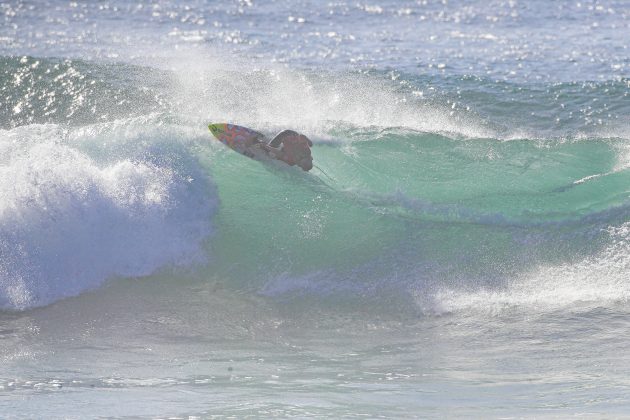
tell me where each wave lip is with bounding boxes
[0,123,217,311]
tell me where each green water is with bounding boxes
[201,128,629,300]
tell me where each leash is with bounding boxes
[313,164,335,182]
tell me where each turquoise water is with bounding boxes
[1,0,630,417]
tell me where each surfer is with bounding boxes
[208,124,314,171]
[258,130,314,171]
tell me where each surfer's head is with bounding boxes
[281,134,313,171]
[297,153,313,171]
[294,135,313,171]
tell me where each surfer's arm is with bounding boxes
[247,133,265,145]
[257,142,282,158]
[259,143,279,151]
[240,133,266,151]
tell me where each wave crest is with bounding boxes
[0,122,216,310]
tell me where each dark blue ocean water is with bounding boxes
[1,1,629,417]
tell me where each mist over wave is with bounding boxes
[4,55,630,138]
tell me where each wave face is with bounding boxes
[0,54,629,312]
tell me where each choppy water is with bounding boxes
[1,0,629,417]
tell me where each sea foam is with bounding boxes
[0,122,216,310]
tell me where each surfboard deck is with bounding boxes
[208,123,270,158]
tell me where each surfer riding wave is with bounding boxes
[209,123,314,171]
[259,129,314,171]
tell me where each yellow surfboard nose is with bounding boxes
[208,123,229,139]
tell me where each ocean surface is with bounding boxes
[1,0,629,417]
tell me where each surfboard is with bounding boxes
[208,123,269,158]
[208,123,315,172]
